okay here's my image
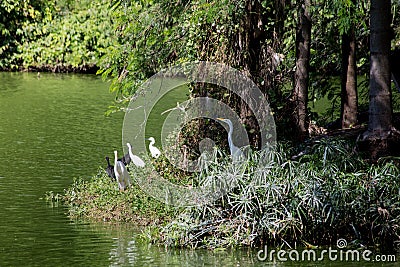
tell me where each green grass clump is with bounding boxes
[62,170,177,225]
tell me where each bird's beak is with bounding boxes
[216,117,224,121]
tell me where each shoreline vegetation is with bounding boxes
[0,64,100,74]
[0,0,113,74]
[55,137,400,250]
[1,64,100,74]
[5,0,400,252]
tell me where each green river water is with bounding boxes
[0,72,397,266]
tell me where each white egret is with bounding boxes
[126,143,145,167]
[105,156,115,179]
[216,118,244,161]
[147,137,161,158]
[114,151,132,191]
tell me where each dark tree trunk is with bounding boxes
[391,49,400,92]
[341,29,358,128]
[222,0,268,149]
[293,0,311,140]
[359,0,400,160]
[368,0,392,134]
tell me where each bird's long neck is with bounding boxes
[227,123,234,150]
[227,134,234,153]
[106,157,111,167]
[114,152,118,165]
[228,125,233,137]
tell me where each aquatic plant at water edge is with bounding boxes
[155,139,400,249]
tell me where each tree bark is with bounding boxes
[341,29,358,128]
[367,0,392,135]
[359,0,398,160]
[293,0,311,140]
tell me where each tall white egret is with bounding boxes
[126,143,145,167]
[216,118,244,161]
[105,156,115,179]
[147,137,161,158]
[114,151,132,191]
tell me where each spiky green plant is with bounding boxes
[156,138,400,249]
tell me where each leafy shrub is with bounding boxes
[17,0,115,71]
[157,139,400,249]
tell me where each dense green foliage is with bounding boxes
[96,0,400,127]
[1,0,114,71]
[2,0,400,117]
[97,0,249,103]
[19,0,116,71]
[0,0,53,68]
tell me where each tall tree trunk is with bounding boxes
[367,0,392,134]
[238,0,266,144]
[293,0,311,140]
[360,0,396,160]
[341,29,358,128]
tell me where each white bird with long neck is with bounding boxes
[216,118,244,161]
[126,143,145,167]
[114,150,131,191]
[147,137,161,158]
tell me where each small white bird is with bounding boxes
[126,143,145,167]
[147,137,161,158]
[114,150,131,191]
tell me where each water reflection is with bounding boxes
[0,72,122,266]
[95,223,261,267]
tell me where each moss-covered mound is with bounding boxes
[62,172,175,225]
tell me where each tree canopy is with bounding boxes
[2,0,400,155]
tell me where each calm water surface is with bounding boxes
[0,72,396,266]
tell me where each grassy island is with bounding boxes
[59,138,400,250]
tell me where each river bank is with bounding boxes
[60,137,400,250]
[0,64,99,74]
